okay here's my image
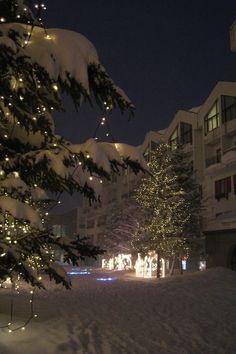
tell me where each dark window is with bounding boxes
[97,215,107,226]
[87,219,95,229]
[222,95,236,123]
[111,172,117,183]
[215,177,231,200]
[97,233,105,243]
[87,234,94,242]
[199,185,203,199]
[216,148,221,163]
[229,247,236,271]
[150,141,159,151]
[190,160,194,172]
[180,122,192,145]
[204,101,219,133]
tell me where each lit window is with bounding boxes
[204,101,219,133]
[143,141,159,162]
[215,176,231,200]
[222,95,236,123]
[169,126,178,150]
[52,225,66,237]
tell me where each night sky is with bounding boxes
[44,0,236,211]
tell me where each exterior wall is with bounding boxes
[206,229,236,268]
[199,83,236,237]
[230,20,236,52]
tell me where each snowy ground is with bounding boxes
[0,267,236,354]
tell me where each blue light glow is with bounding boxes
[96,277,117,282]
[67,271,91,275]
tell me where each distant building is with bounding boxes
[48,208,80,262]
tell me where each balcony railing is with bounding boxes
[205,155,221,168]
[223,146,236,154]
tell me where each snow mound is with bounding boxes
[0,196,43,229]
[0,267,236,354]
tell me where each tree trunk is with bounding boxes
[169,255,176,276]
[156,252,161,278]
[179,256,183,275]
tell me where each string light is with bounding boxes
[0,282,38,333]
[93,102,114,142]
[52,84,58,92]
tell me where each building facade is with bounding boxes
[77,81,236,271]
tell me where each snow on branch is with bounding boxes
[0,196,43,229]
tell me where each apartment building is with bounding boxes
[78,81,236,271]
[200,82,236,269]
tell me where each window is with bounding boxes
[180,122,192,145]
[150,141,159,151]
[216,148,221,163]
[169,126,178,150]
[222,95,236,123]
[52,225,67,238]
[204,101,219,133]
[97,215,107,226]
[234,175,236,194]
[143,141,159,162]
[199,185,203,199]
[190,160,194,172]
[97,233,105,243]
[111,172,117,183]
[87,234,94,242]
[87,219,95,229]
[215,177,231,200]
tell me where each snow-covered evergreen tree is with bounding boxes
[133,143,202,275]
[0,0,146,288]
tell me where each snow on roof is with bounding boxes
[189,106,201,113]
[157,128,166,135]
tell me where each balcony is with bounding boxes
[204,128,221,145]
[222,146,236,166]
[222,118,236,136]
[205,155,221,168]
[205,155,223,175]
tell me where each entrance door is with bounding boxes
[230,247,236,271]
